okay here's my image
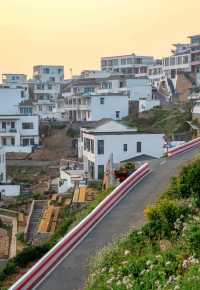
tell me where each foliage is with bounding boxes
[85,159,200,290]
[66,127,79,138]
[50,122,66,130]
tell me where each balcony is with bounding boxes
[0,128,17,134]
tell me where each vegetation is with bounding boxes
[85,157,200,290]
[123,107,192,139]
[66,127,79,138]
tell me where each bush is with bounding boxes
[187,225,200,254]
[66,127,79,138]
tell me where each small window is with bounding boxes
[22,122,34,129]
[137,141,142,153]
[98,140,104,155]
[100,97,105,105]
[2,138,7,146]
[116,111,120,119]
[123,144,128,152]
[11,121,15,129]
[11,137,15,146]
[98,165,104,180]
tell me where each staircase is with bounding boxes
[26,200,47,244]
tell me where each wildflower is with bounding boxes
[174,286,180,290]
[165,261,171,266]
[146,260,152,266]
[109,267,114,273]
[140,269,146,276]
[124,250,130,256]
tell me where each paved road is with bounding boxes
[37,148,200,290]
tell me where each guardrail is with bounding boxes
[167,137,200,157]
[10,163,150,290]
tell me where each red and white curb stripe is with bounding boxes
[10,163,150,290]
[168,137,200,157]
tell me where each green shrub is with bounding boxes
[187,225,200,254]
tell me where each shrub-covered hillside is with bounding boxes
[86,158,200,290]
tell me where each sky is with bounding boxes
[1,0,200,78]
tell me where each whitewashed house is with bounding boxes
[1,73,29,99]
[79,119,165,180]
[58,92,129,121]
[0,115,39,153]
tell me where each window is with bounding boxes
[127,58,133,64]
[30,138,35,145]
[2,122,6,130]
[2,138,7,146]
[39,105,43,112]
[11,121,15,129]
[116,111,120,119]
[11,137,15,146]
[43,68,50,74]
[98,140,104,155]
[121,58,126,65]
[22,139,29,146]
[22,122,34,129]
[49,77,55,82]
[48,84,52,90]
[98,165,104,180]
[183,55,189,64]
[136,141,142,153]
[91,139,94,153]
[123,144,128,152]
[100,97,105,105]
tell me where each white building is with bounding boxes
[1,73,29,99]
[0,147,6,184]
[101,53,154,77]
[79,119,165,180]
[0,115,39,153]
[0,87,28,115]
[58,92,129,121]
[33,65,64,101]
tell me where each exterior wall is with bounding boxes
[139,99,160,112]
[126,79,152,101]
[0,115,39,152]
[90,95,128,121]
[0,148,6,183]
[0,88,27,115]
[2,74,27,83]
[82,131,165,179]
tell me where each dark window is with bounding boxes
[22,123,33,129]
[22,139,29,146]
[137,141,142,153]
[2,138,6,146]
[100,97,105,105]
[2,122,6,130]
[11,121,15,129]
[116,111,120,119]
[98,165,104,180]
[123,144,128,152]
[98,140,104,155]
[11,137,15,146]
[91,140,94,153]
[30,138,35,145]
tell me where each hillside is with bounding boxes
[86,157,200,290]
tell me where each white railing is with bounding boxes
[10,163,150,290]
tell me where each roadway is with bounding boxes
[37,147,200,290]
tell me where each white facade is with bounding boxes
[0,148,6,183]
[101,53,154,77]
[0,185,20,197]
[1,74,29,99]
[58,93,129,121]
[79,120,165,179]
[0,115,39,153]
[0,88,28,115]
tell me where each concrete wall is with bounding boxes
[90,95,128,121]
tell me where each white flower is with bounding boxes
[146,260,152,266]
[165,261,171,266]
[174,286,180,290]
[124,250,130,256]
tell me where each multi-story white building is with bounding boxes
[33,65,64,101]
[79,119,165,180]
[0,115,39,153]
[1,73,29,99]
[101,53,155,77]
[0,147,6,184]
[58,92,129,121]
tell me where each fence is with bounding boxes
[10,163,150,290]
[167,137,200,157]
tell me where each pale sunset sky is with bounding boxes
[1,0,200,78]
